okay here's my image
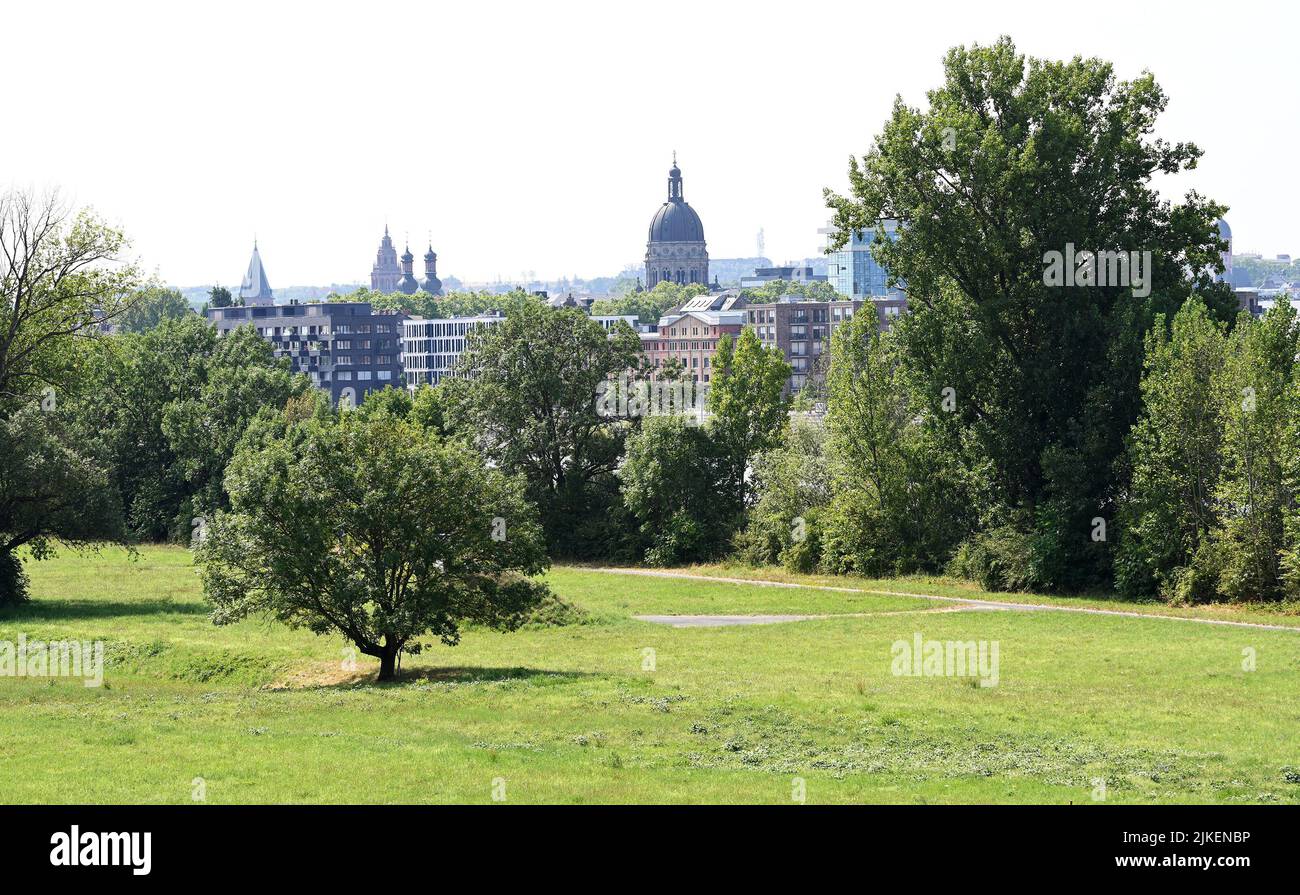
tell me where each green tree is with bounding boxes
[734,417,832,570]
[208,285,233,308]
[707,327,792,509]
[1210,302,1299,601]
[819,311,971,576]
[0,189,138,603]
[1115,297,1228,599]
[0,406,124,604]
[119,286,190,333]
[620,415,732,566]
[0,189,137,406]
[448,302,642,556]
[824,37,1233,591]
[196,410,549,681]
[589,281,707,325]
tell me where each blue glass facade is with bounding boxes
[826,219,901,299]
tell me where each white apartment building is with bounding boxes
[399,313,506,388]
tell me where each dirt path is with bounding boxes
[594,567,1300,633]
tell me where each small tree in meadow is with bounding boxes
[196,408,550,681]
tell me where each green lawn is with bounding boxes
[1,546,1297,804]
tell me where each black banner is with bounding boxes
[2,804,1285,881]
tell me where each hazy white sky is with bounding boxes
[3,0,1296,287]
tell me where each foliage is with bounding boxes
[707,328,792,509]
[589,281,707,325]
[620,415,734,566]
[118,286,191,333]
[818,312,973,576]
[733,417,832,570]
[196,409,550,681]
[0,405,123,604]
[738,279,840,303]
[823,36,1233,592]
[447,302,642,557]
[1115,297,1228,597]
[68,317,306,541]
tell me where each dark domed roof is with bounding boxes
[649,201,705,243]
[1216,218,1232,241]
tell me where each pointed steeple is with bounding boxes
[239,240,273,306]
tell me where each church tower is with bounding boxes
[396,244,419,295]
[422,244,443,296]
[371,226,402,293]
[645,154,708,289]
[238,240,274,306]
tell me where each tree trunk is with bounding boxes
[377,645,399,682]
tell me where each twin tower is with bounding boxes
[371,227,442,296]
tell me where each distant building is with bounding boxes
[639,308,744,384]
[1216,218,1233,282]
[206,301,403,406]
[421,245,443,295]
[821,219,903,299]
[238,241,274,307]
[742,298,903,395]
[400,313,506,388]
[371,227,401,292]
[739,265,828,289]
[645,154,709,288]
[396,245,420,295]
[372,228,444,296]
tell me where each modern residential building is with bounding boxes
[743,296,908,394]
[821,218,904,299]
[206,301,404,406]
[645,154,709,288]
[238,241,274,307]
[399,312,507,388]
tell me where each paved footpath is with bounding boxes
[594,567,1300,633]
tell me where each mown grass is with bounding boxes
[1,546,1297,804]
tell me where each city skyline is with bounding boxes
[3,0,1297,287]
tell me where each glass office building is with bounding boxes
[822,218,902,299]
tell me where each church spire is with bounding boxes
[238,240,273,307]
[668,153,683,201]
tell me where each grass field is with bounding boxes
[1,546,1298,804]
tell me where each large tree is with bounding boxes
[824,37,1233,591]
[0,189,139,603]
[448,301,642,556]
[196,410,549,681]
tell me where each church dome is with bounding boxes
[648,201,705,243]
[1216,218,1232,241]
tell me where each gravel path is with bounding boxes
[594,567,1300,633]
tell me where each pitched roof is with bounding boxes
[239,243,273,304]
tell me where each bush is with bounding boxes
[947,524,1038,592]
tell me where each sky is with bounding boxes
[3,0,1296,287]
